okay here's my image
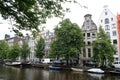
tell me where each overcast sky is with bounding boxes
[0,0,120,40]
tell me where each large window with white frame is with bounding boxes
[112,31,117,36]
[105,18,109,24]
[106,32,110,37]
[105,25,110,30]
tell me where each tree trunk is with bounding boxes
[39,58,41,63]
[66,59,69,66]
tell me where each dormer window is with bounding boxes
[105,12,108,15]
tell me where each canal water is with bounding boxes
[0,65,120,80]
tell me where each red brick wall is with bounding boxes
[117,14,120,57]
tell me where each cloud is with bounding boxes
[0,23,14,40]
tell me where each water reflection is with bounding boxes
[0,65,120,80]
[88,73,104,80]
[49,70,93,80]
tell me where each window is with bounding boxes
[105,18,109,24]
[113,39,117,44]
[111,18,113,21]
[88,48,91,57]
[92,32,96,37]
[83,33,85,37]
[112,24,116,29]
[101,20,103,23]
[106,32,110,37]
[87,26,90,30]
[105,25,110,30]
[87,41,91,45]
[105,12,108,15]
[87,20,90,23]
[87,33,90,37]
[113,31,116,36]
[83,48,86,57]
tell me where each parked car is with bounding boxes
[112,61,120,68]
[85,61,98,67]
[41,58,53,64]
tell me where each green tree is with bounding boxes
[49,40,62,58]
[0,0,77,33]
[20,41,30,61]
[49,18,84,65]
[8,43,21,61]
[92,26,115,67]
[35,37,45,62]
[0,40,9,59]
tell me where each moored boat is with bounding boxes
[49,60,63,70]
[5,61,32,68]
[71,67,83,72]
[5,61,21,67]
[49,65,62,70]
[87,68,104,74]
[109,68,120,74]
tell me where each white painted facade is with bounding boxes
[98,6,119,60]
[25,29,54,62]
[41,29,54,58]
[25,37,38,62]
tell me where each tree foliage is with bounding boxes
[92,26,115,67]
[34,37,45,62]
[0,0,77,33]
[8,43,21,60]
[0,40,9,59]
[49,18,84,61]
[20,41,30,61]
